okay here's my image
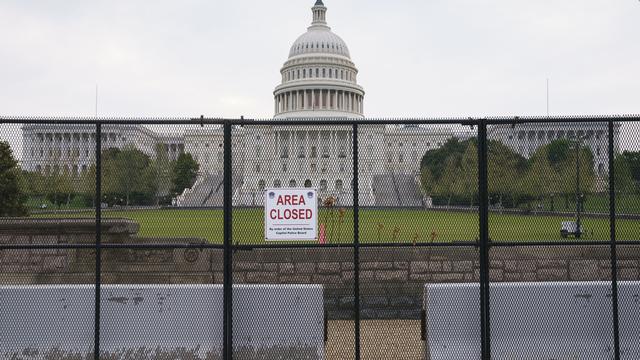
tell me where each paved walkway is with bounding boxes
[326,320,424,360]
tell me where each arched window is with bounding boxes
[258,180,266,191]
[335,179,343,191]
[320,179,328,192]
[305,179,312,188]
[274,180,282,188]
[598,163,605,175]
[289,179,297,187]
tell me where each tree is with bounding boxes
[614,155,636,195]
[79,165,97,206]
[488,140,526,207]
[420,167,434,194]
[171,152,199,197]
[101,147,157,206]
[45,171,74,209]
[0,141,27,216]
[534,139,595,209]
[458,142,478,206]
[433,156,461,209]
[523,147,558,210]
[150,143,173,205]
[420,138,470,181]
[620,151,640,184]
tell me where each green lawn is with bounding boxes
[32,208,640,244]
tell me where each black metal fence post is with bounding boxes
[223,120,233,360]
[608,119,621,360]
[477,119,491,360]
[94,122,102,360]
[352,123,360,360]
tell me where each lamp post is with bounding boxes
[575,136,585,238]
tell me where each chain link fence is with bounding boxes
[1,116,639,359]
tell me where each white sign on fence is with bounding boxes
[264,188,318,241]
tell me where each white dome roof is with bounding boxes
[289,29,351,58]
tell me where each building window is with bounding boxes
[320,180,328,192]
[305,179,312,188]
[289,179,297,187]
[258,180,266,191]
[335,179,343,191]
[310,146,317,158]
[322,145,330,158]
[274,180,281,188]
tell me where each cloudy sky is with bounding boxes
[1,0,639,154]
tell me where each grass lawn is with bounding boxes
[32,208,640,244]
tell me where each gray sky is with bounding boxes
[1,0,639,154]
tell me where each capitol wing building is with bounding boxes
[21,0,617,206]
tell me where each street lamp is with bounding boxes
[574,135,585,238]
[561,134,586,239]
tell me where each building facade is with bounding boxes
[21,0,617,206]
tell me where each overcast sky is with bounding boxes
[1,0,639,155]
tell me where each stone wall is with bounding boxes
[1,218,639,319]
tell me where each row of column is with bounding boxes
[275,89,363,114]
[274,130,352,159]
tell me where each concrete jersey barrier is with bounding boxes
[422,281,640,360]
[0,284,324,360]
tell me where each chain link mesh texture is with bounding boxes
[0,117,638,359]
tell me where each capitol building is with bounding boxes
[21,0,617,206]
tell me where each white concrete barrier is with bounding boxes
[422,281,640,360]
[0,284,324,359]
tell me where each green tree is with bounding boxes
[171,152,199,197]
[433,156,462,208]
[614,155,636,195]
[537,139,595,209]
[458,142,478,206]
[45,171,74,209]
[523,147,558,210]
[79,165,97,206]
[0,141,27,216]
[620,151,640,184]
[101,147,157,206]
[150,143,173,205]
[420,138,470,181]
[420,167,434,194]
[488,140,526,207]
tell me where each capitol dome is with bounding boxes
[288,28,351,59]
[274,0,364,119]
